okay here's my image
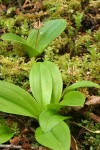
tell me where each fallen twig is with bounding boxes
[70,121,100,134]
[0,144,38,150]
[89,113,100,123]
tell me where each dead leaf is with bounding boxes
[22,0,33,9]
[89,113,100,123]
[10,136,21,145]
[85,96,100,105]
[0,4,6,14]
[22,143,31,149]
[29,1,43,13]
[71,135,78,150]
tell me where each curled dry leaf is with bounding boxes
[22,143,31,149]
[85,96,100,105]
[0,4,6,14]
[10,136,21,145]
[71,135,78,150]
[89,113,100,123]
[22,0,32,8]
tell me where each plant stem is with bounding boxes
[35,29,39,50]
[0,144,38,150]
[70,121,100,134]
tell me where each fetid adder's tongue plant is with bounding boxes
[0,61,99,149]
[1,19,67,57]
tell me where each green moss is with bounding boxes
[0,56,35,89]
[79,121,100,150]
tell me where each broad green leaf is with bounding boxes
[0,81,41,119]
[23,45,37,57]
[29,62,52,110]
[39,110,67,132]
[27,19,67,56]
[27,29,38,49]
[35,121,70,150]
[47,103,63,111]
[1,33,38,57]
[60,91,85,106]
[1,19,67,58]
[63,81,100,94]
[1,33,27,45]
[44,61,63,104]
[0,124,14,144]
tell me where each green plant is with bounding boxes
[88,45,97,60]
[1,19,67,57]
[0,118,17,144]
[79,121,100,150]
[73,12,83,31]
[0,124,14,144]
[0,0,11,3]
[0,61,99,149]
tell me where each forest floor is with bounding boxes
[0,0,100,150]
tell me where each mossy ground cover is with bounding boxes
[0,0,100,149]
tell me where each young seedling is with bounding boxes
[0,61,99,149]
[0,123,14,144]
[1,19,67,57]
[73,12,83,31]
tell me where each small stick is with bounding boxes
[0,144,38,149]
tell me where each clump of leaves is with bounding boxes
[1,19,67,57]
[0,61,99,150]
[0,118,18,144]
